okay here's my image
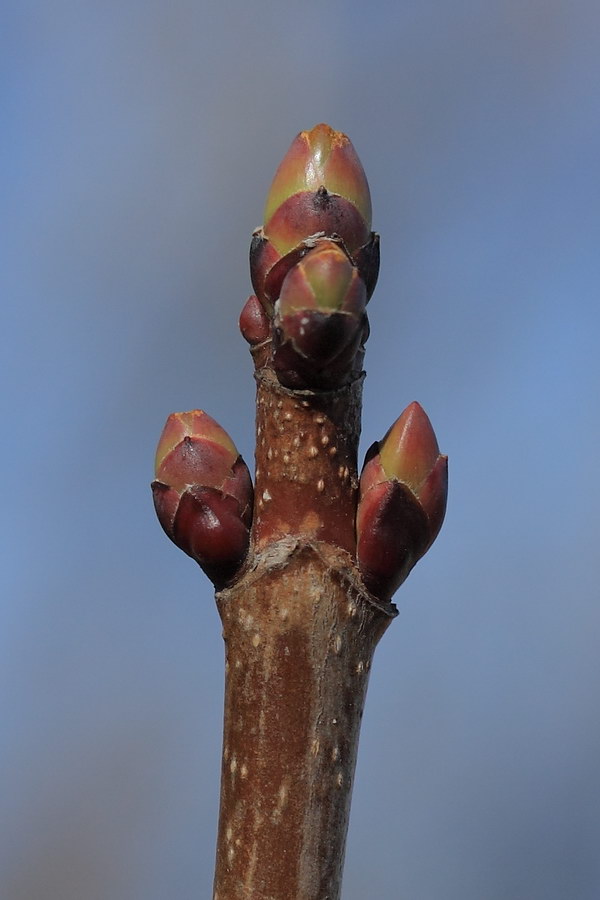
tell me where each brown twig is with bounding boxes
[212,364,395,899]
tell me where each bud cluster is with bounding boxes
[152,126,448,600]
[243,123,379,390]
[152,410,253,588]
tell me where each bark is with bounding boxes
[212,364,397,899]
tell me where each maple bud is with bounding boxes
[263,123,372,257]
[356,402,447,600]
[250,124,379,313]
[272,240,367,389]
[152,410,253,587]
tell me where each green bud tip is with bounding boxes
[155,410,236,471]
[379,402,442,496]
[154,410,242,496]
[278,241,365,316]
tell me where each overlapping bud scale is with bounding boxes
[152,411,253,587]
[356,402,448,600]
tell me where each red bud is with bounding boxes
[152,410,253,587]
[356,402,447,599]
[263,124,372,257]
[239,294,271,346]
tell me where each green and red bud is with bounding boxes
[356,402,447,600]
[272,241,368,390]
[277,240,364,316]
[250,124,379,313]
[263,123,372,258]
[152,410,253,587]
[263,124,372,238]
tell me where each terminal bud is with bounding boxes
[263,123,372,257]
[251,124,379,312]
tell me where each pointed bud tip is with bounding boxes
[155,410,238,475]
[379,402,441,492]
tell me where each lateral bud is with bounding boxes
[251,123,379,313]
[239,294,271,346]
[356,402,448,600]
[152,410,253,588]
[272,240,367,390]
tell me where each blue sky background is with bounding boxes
[3,1,600,897]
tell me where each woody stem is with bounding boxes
[212,367,396,900]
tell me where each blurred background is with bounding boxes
[3,1,599,897]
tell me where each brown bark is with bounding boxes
[212,364,397,899]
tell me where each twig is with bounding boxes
[152,124,448,900]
